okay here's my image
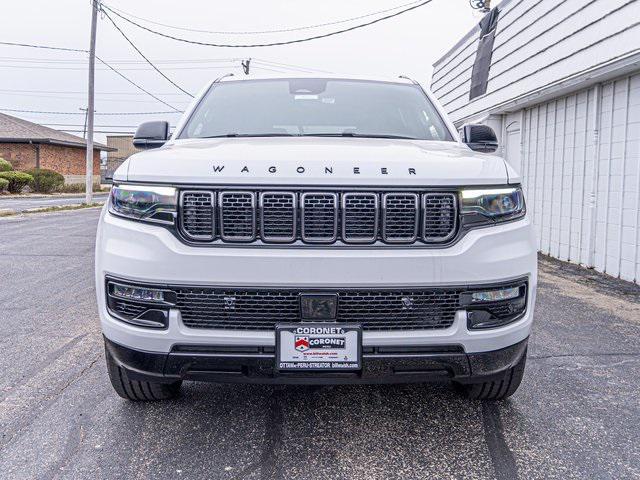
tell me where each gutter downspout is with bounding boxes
[585,84,602,268]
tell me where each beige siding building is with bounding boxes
[105,135,142,179]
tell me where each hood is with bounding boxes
[117,137,509,186]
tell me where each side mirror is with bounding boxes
[461,124,498,153]
[133,121,169,149]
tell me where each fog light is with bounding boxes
[470,286,520,303]
[112,284,165,303]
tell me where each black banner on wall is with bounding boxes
[469,7,501,100]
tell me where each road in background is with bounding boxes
[0,209,639,479]
[0,193,108,213]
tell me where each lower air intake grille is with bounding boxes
[176,287,464,331]
[111,300,147,320]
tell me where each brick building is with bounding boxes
[105,135,141,181]
[0,113,114,184]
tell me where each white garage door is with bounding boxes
[519,72,640,283]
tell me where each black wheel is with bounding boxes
[455,348,527,400]
[105,344,181,401]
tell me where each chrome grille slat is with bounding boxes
[342,193,378,243]
[382,193,419,243]
[178,189,458,245]
[423,193,458,242]
[219,191,256,242]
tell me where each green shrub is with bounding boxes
[26,168,65,193]
[0,171,33,193]
[55,182,106,193]
[0,158,12,172]
[0,177,9,192]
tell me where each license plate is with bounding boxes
[276,323,362,371]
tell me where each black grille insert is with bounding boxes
[423,193,457,242]
[301,192,338,242]
[219,191,256,242]
[180,191,214,240]
[260,192,296,242]
[383,193,419,242]
[342,193,378,243]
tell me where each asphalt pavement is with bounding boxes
[0,208,639,479]
[0,193,108,213]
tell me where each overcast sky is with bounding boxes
[2,0,498,143]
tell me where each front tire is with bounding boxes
[455,348,527,400]
[105,344,182,401]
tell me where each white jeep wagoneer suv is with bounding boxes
[95,75,537,401]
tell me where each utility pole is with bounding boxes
[85,0,99,204]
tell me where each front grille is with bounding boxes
[178,189,458,245]
[342,193,378,243]
[176,287,464,331]
[180,191,215,240]
[423,193,457,242]
[301,193,338,242]
[260,192,296,242]
[382,193,419,242]
[219,191,256,241]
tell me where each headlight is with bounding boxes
[461,186,525,224]
[109,184,177,224]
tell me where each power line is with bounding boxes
[0,62,236,71]
[251,59,334,74]
[0,41,86,53]
[0,91,190,104]
[0,40,185,110]
[0,55,240,64]
[100,1,434,48]
[0,55,331,72]
[102,0,424,35]
[0,88,188,96]
[0,107,181,115]
[95,56,185,110]
[101,7,195,97]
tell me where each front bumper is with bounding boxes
[96,206,538,355]
[105,336,529,385]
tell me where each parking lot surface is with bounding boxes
[0,209,639,479]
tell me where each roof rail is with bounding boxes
[398,75,419,85]
[214,73,235,83]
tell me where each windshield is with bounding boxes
[179,79,454,141]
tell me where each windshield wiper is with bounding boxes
[200,133,297,138]
[301,133,418,140]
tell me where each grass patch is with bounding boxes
[0,202,103,218]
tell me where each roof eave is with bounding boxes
[0,138,116,151]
